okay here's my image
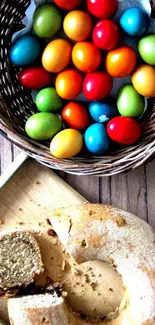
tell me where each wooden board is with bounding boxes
[0,157,86,213]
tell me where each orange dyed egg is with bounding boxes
[55,69,83,100]
[132,64,155,97]
[72,42,102,73]
[42,39,72,73]
[105,46,137,78]
[63,10,93,42]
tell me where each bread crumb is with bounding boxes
[73,268,82,275]
[47,229,57,237]
[41,317,49,324]
[36,181,41,185]
[109,288,114,292]
[81,239,87,248]
[116,217,127,227]
[85,274,90,283]
[0,219,4,225]
[62,291,68,298]
[90,282,97,290]
[19,208,23,211]
[18,222,24,225]
[46,219,51,226]
[62,260,66,271]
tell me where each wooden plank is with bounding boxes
[109,167,148,222]
[65,174,99,203]
[100,177,112,205]
[145,162,155,228]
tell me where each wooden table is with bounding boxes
[0,135,155,228]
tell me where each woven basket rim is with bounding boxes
[0,0,155,176]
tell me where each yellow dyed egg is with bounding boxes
[132,64,155,97]
[50,129,83,158]
[42,39,72,73]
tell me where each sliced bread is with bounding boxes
[8,294,75,325]
[0,231,44,291]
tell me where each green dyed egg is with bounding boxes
[36,88,63,112]
[33,4,62,38]
[117,85,145,117]
[138,34,155,66]
[25,112,62,140]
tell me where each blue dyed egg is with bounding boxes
[89,102,117,123]
[120,7,150,37]
[10,35,41,67]
[84,123,110,155]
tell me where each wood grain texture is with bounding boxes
[1,135,155,228]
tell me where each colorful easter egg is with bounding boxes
[84,123,110,154]
[83,72,113,101]
[93,20,120,50]
[18,67,53,89]
[72,42,102,73]
[105,46,137,78]
[138,34,155,66]
[117,85,145,117]
[107,116,142,145]
[56,69,83,100]
[50,129,83,158]
[54,0,82,10]
[120,7,150,37]
[36,88,63,112]
[10,35,41,67]
[62,102,90,130]
[87,0,118,19]
[89,102,117,123]
[132,65,155,97]
[42,39,72,73]
[25,112,62,140]
[33,4,62,38]
[63,10,93,42]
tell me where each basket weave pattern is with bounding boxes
[0,0,155,176]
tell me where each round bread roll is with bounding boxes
[49,204,155,325]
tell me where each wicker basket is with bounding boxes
[0,0,155,176]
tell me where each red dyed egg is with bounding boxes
[107,117,142,145]
[54,0,82,10]
[87,0,118,19]
[83,71,113,101]
[93,20,120,50]
[18,67,53,90]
